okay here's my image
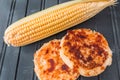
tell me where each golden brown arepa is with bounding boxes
[60,28,112,77]
[34,39,80,80]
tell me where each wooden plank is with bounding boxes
[111,0,120,77]
[0,0,27,80]
[109,6,119,50]
[0,0,16,77]
[45,0,57,8]
[95,7,120,80]
[113,3,120,49]
[81,77,98,80]
[95,8,115,50]
[15,0,41,80]
[59,0,69,3]
[0,0,13,66]
[117,49,120,78]
[110,2,120,78]
[110,6,120,78]
[99,52,120,80]
[0,47,20,80]
[27,0,41,15]
[15,44,37,80]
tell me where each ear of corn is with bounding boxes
[4,0,115,47]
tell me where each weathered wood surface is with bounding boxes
[0,0,120,80]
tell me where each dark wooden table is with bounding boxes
[0,0,120,80]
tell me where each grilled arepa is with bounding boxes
[34,40,80,80]
[60,28,112,77]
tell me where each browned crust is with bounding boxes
[34,39,79,80]
[61,28,111,69]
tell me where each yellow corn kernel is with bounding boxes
[4,0,115,47]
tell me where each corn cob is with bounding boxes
[4,0,115,47]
